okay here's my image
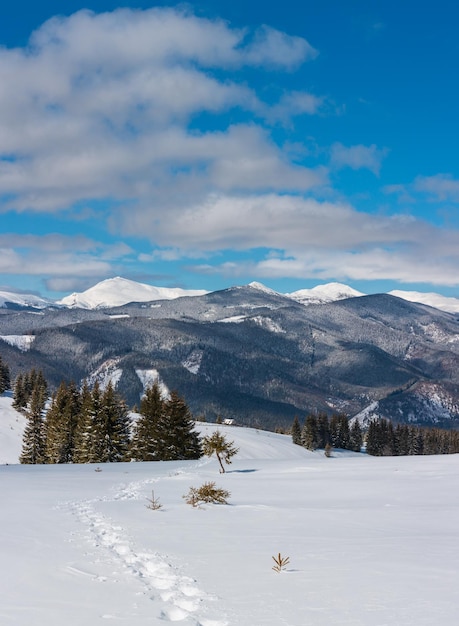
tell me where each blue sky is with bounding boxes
[1,0,459,298]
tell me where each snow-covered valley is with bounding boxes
[1,398,459,625]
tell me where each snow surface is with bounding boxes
[87,358,123,391]
[135,369,170,399]
[0,394,26,463]
[181,351,204,375]
[0,335,35,352]
[2,398,459,626]
[57,277,208,309]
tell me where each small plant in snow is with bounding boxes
[202,430,239,473]
[272,553,290,573]
[146,490,163,510]
[184,481,230,507]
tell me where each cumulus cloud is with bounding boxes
[0,7,322,219]
[242,25,318,69]
[330,143,388,175]
[183,193,459,286]
[1,7,458,291]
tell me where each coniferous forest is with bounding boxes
[15,368,202,465]
[6,358,459,464]
[292,413,459,457]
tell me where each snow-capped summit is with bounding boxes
[247,281,280,296]
[286,282,365,305]
[0,289,52,309]
[56,277,208,309]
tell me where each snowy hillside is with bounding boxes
[2,409,459,626]
[0,394,26,464]
[57,277,208,309]
[0,289,51,309]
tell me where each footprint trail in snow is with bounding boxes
[66,469,228,626]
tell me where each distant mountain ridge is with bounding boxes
[2,277,459,314]
[1,282,459,429]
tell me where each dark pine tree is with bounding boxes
[161,391,202,461]
[130,382,165,461]
[317,413,330,449]
[72,380,94,463]
[13,373,27,411]
[334,415,351,450]
[301,415,318,451]
[44,381,81,463]
[349,420,363,453]
[291,416,302,446]
[366,420,383,456]
[20,383,47,464]
[95,382,131,463]
[0,355,10,393]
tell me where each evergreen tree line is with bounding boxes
[0,354,11,394]
[17,371,202,465]
[291,413,363,453]
[13,369,47,411]
[366,419,459,456]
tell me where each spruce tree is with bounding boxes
[86,381,106,463]
[95,382,131,463]
[20,384,47,464]
[72,380,94,463]
[291,416,302,446]
[332,414,351,450]
[0,355,10,393]
[365,420,382,456]
[317,413,330,449]
[44,381,81,463]
[13,373,27,411]
[301,415,318,451]
[161,391,202,461]
[349,420,363,453]
[130,382,165,461]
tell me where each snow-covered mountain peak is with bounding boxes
[56,277,208,309]
[286,282,365,305]
[0,289,52,309]
[247,281,280,295]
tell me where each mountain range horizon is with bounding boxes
[2,275,459,314]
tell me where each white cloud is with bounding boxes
[242,25,318,69]
[413,174,459,202]
[266,91,325,124]
[183,192,459,286]
[1,7,458,291]
[331,143,388,175]
[0,8,321,216]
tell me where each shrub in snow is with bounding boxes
[184,482,230,507]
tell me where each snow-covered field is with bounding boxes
[1,399,459,625]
